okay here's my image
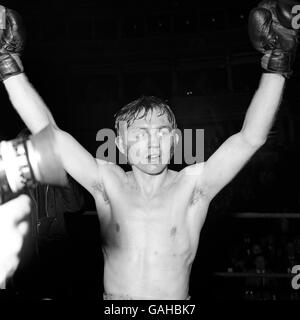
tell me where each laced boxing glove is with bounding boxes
[248,0,299,78]
[0,5,25,81]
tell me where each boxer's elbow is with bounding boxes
[239,130,267,149]
[52,127,70,149]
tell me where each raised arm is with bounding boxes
[4,75,101,195]
[198,73,284,200]
[191,0,298,200]
[0,7,102,195]
[4,73,57,133]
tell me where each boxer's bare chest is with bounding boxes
[96,170,209,254]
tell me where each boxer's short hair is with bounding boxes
[114,96,177,135]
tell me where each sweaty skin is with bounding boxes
[95,111,209,300]
[97,166,208,300]
[4,72,285,299]
[0,0,293,299]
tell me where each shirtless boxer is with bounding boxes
[0,1,298,299]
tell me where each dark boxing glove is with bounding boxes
[248,0,299,78]
[0,5,25,81]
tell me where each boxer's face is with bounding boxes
[118,109,178,175]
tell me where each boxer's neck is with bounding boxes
[131,166,169,198]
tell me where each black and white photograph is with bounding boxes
[0,0,300,316]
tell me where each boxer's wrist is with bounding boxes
[261,50,295,78]
[0,53,23,81]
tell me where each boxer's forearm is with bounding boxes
[241,73,285,146]
[3,73,57,134]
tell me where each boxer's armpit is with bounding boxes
[190,186,206,206]
[94,181,109,204]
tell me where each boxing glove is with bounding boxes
[0,5,25,81]
[248,0,299,78]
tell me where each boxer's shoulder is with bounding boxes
[181,162,205,179]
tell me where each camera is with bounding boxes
[0,125,67,204]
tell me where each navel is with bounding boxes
[115,223,120,233]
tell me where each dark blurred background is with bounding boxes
[1,0,300,301]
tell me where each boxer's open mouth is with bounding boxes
[147,154,161,161]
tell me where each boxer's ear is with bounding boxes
[172,129,179,147]
[115,135,126,155]
[115,121,129,155]
[174,132,179,146]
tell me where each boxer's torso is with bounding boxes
[94,164,209,299]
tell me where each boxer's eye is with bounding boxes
[158,128,171,137]
[129,129,147,140]
[136,129,147,139]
